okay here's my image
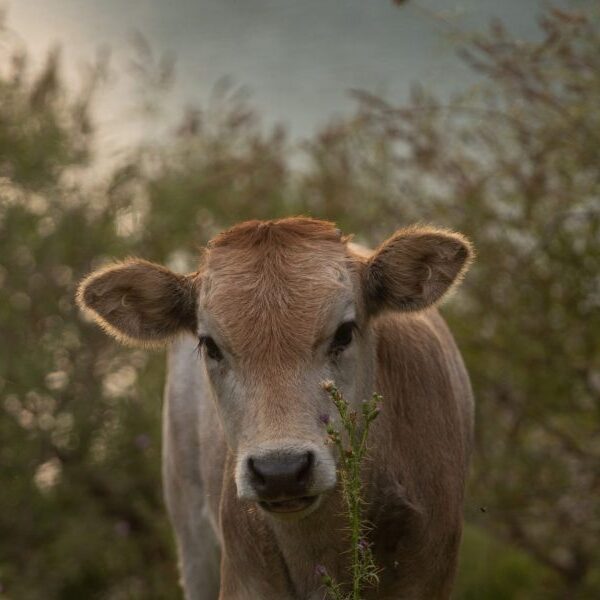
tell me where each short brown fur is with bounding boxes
[202,219,350,371]
[76,217,475,600]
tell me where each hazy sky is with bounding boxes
[7,0,562,151]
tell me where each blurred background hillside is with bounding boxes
[0,2,598,599]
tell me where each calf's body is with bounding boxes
[164,308,472,599]
[77,218,474,599]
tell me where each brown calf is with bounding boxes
[77,218,474,599]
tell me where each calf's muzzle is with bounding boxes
[247,450,314,500]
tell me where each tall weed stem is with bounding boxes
[317,381,381,600]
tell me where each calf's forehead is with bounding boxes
[199,242,356,367]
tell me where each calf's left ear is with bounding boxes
[76,259,199,346]
[363,226,474,314]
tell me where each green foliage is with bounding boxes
[0,6,599,599]
[0,23,93,192]
[456,525,558,600]
[0,28,177,597]
[317,383,380,600]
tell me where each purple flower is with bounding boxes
[318,413,330,425]
[135,433,151,450]
[315,564,328,578]
[115,520,131,537]
[358,537,370,554]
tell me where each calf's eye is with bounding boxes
[330,321,356,354]
[200,336,224,361]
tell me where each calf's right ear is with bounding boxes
[76,259,199,346]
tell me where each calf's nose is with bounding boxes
[248,451,313,499]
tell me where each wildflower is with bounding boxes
[319,385,382,599]
[315,564,329,578]
[322,380,335,393]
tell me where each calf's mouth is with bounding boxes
[259,494,320,515]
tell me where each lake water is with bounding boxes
[8,0,554,152]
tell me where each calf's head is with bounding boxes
[77,218,472,519]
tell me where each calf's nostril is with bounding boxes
[247,457,266,486]
[296,451,313,485]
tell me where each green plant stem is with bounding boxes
[320,382,381,600]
